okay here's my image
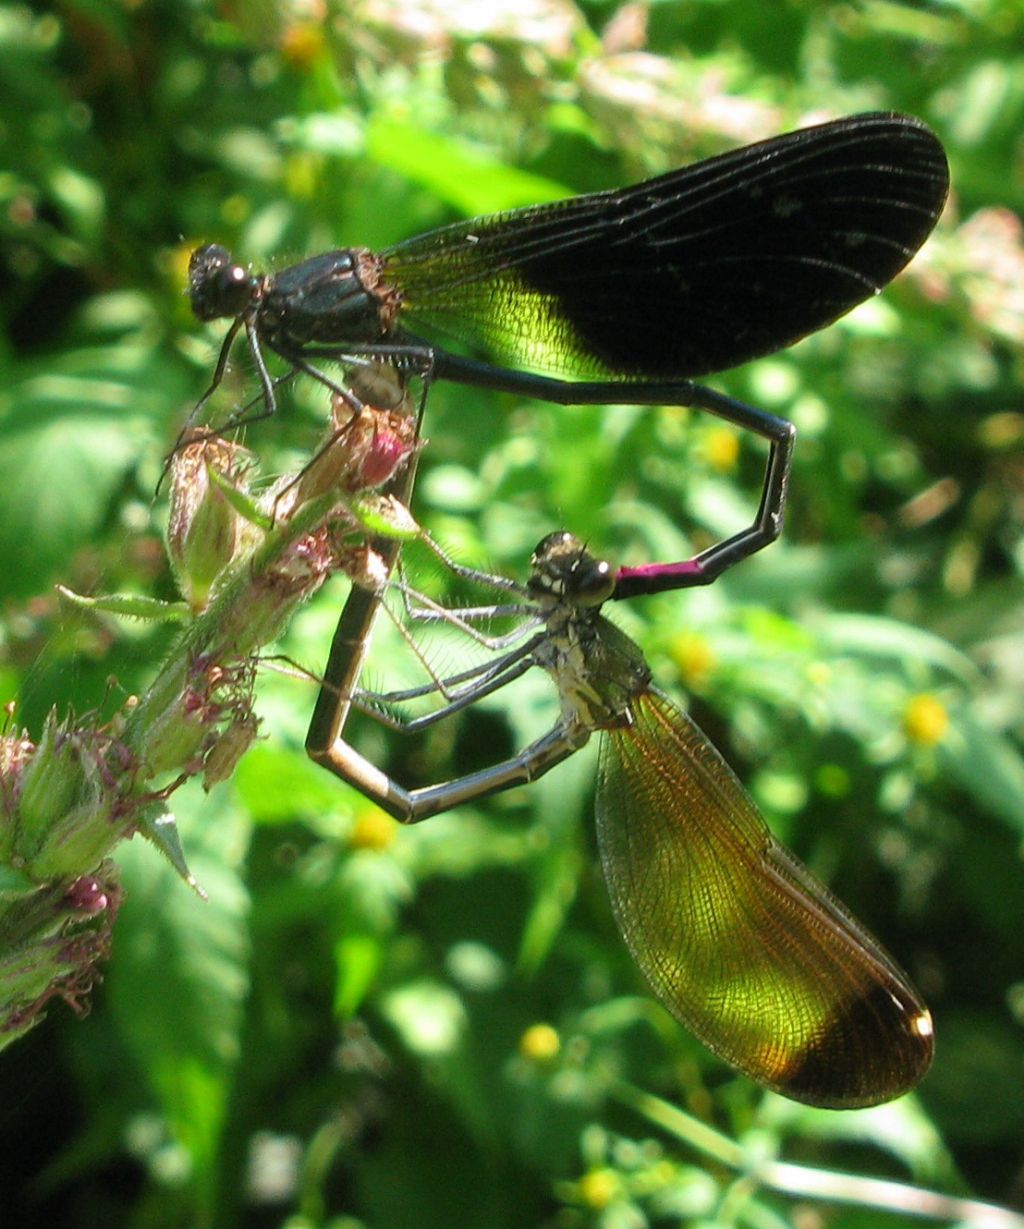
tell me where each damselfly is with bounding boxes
[189,112,947,594]
[306,530,933,1107]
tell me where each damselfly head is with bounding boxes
[529,532,615,607]
[188,244,258,321]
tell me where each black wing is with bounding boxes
[382,112,949,380]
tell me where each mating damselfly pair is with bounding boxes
[184,112,948,1106]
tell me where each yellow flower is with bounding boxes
[578,1169,620,1209]
[670,632,715,686]
[280,22,325,70]
[701,426,741,472]
[350,806,397,850]
[519,1022,560,1062]
[903,694,949,746]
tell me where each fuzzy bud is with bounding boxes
[0,729,35,858]
[15,712,81,855]
[0,870,120,1039]
[357,410,418,490]
[289,401,417,516]
[167,434,251,611]
[202,712,260,789]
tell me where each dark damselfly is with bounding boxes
[188,112,948,595]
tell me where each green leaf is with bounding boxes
[57,586,191,622]
[138,808,202,892]
[0,342,184,598]
[334,931,385,1017]
[381,979,466,1057]
[759,1094,954,1184]
[817,614,980,682]
[367,117,569,215]
[942,711,1024,835]
[0,413,138,598]
[234,742,348,825]
[108,837,250,1185]
[207,464,272,529]
[351,493,421,539]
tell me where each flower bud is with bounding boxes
[25,794,125,882]
[357,410,418,490]
[202,711,260,789]
[0,728,35,857]
[167,434,251,611]
[291,399,417,513]
[65,875,111,915]
[13,719,133,879]
[15,711,81,854]
[0,870,119,1038]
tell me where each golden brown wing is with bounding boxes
[596,692,932,1107]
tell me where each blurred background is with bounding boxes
[1,1,1023,1226]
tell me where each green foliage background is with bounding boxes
[2,1,1023,1226]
